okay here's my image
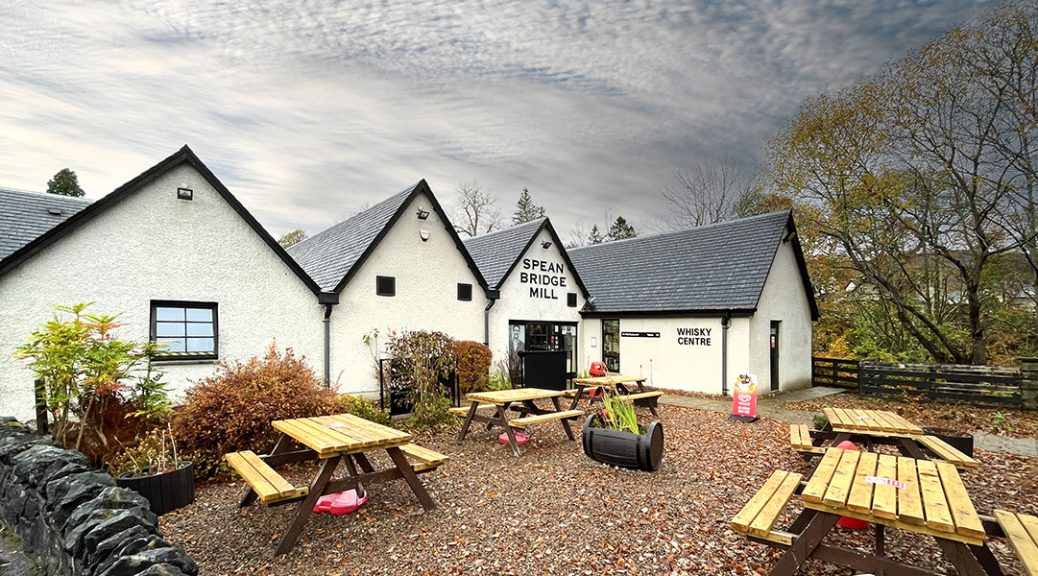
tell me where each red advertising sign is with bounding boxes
[730,373,758,422]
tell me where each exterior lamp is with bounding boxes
[177,187,194,201]
[416,208,430,220]
[541,241,552,249]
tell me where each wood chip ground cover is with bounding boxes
[159,405,1037,575]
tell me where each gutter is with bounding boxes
[483,289,500,345]
[318,292,340,386]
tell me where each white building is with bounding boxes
[0,147,818,419]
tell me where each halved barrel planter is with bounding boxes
[117,461,195,515]
[582,414,664,472]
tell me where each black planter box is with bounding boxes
[117,461,195,515]
[582,414,664,472]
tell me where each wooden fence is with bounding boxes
[811,357,861,389]
[859,361,1023,407]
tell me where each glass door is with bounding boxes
[602,319,620,372]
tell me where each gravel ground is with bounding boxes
[786,393,1038,439]
[160,405,1038,576]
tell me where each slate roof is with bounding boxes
[286,185,418,293]
[568,211,818,318]
[462,218,546,288]
[0,187,92,261]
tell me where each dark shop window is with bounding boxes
[457,283,473,301]
[150,301,218,360]
[376,276,396,297]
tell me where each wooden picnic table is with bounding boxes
[732,447,1003,575]
[568,374,661,417]
[824,407,925,436]
[227,413,446,555]
[457,388,583,456]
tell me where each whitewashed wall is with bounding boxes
[487,227,584,369]
[330,191,486,397]
[0,164,326,420]
[749,234,813,392]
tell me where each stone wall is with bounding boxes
[0,417,197,576]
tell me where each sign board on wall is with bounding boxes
[676,327,712,346]
[730,373,758,423]
[520,258,567,300]
[621,331,660,338]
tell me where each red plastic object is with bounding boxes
[834,441,868,530]
[589,361,607,377]
[313,489,368,516]
[498,430,529,446]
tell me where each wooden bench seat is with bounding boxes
[449,403,497,416]
[994,509,1038,576]
[624,391,664,402]
[789,424,825,455]
[225,450,308,504]
[918,435,979,469]
[509,410,584,428]
[731,470,803,545]
[398,443,449,472]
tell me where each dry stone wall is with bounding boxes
[0,417,197,576]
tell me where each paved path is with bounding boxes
[660,387,1038,458]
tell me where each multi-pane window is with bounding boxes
[151,302,218,359]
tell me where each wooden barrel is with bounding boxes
[582,415,664,472]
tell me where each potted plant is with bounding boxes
[582,390,664,471]
[111,425,194,515]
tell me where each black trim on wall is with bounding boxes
[581,308,756,319]
[376,276,396,297]
[149,300,219,361]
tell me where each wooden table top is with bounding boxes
[802,448,985,545]
[272,413,412,458]
[823,407,924,436]
[466,388,566,404]
[572,374,647,387]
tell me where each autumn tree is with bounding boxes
[47,168,84,197]
[451,181,501,237]
[278,229,307,248]
[512,187,546,224]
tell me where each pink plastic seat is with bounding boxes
[313,489,368,516]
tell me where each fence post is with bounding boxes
[1021,358,1038,410]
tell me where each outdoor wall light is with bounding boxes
[416,207,430,220]
[177,187,194,201]
[541,241,552,249]
[420,230,430,241]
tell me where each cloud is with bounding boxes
[0,0,995,241]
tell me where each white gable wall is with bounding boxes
[487,227,585,368]
[748,230,813,392]
[330,191,486,396]
[0,163,325,420]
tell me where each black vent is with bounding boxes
[376,276,396,297]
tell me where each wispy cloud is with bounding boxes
[0,0,994,239]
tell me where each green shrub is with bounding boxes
[172,343,342,479]
[338,394,391,426]
[487,363,512,391]
[451,340,492,393]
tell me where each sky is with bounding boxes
[0,0,996,243]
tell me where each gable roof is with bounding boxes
[568,211,819,319]
[0,187,92,261]
[287,180,490,295]
[463,217,590,297]
[0,146,324,297]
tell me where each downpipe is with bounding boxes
[323,304,333,386]
[721,310,732,396]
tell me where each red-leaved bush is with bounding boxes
[451,340,492,394]
[172,343,345,478]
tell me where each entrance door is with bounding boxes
[770,321,780,391]
[508,320,579,385]
[602,319,620,373]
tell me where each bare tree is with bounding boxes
[451,181,502,237]
[661,157,756,228]
[567,222,590,248]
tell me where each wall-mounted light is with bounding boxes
[420,230,430,242]
[177,187,194,201]
[541,241,552,249]
[416,207,430,220]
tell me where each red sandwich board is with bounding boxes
[730,373,758,422]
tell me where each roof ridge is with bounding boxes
[463,217,546,243]
[569,210,790,252]
[0,186,93,203]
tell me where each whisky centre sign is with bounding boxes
[677,327,712,346]
[520,258,567,300]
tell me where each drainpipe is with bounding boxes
[483,290,500,345]
[721,310,732,396]
[318,292,339,387]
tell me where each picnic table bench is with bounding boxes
[733,447,1005,575]
[790,423,978,469]
[568,375,662,416]
[225,413,447,555]
[456,388,581,456]
[993,509,1038,576]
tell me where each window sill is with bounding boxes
[151,358,219,366]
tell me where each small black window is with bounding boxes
[151,301,218,360]
[567,293,578,307]
[376,276,396,296]
[457,283,473,301]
